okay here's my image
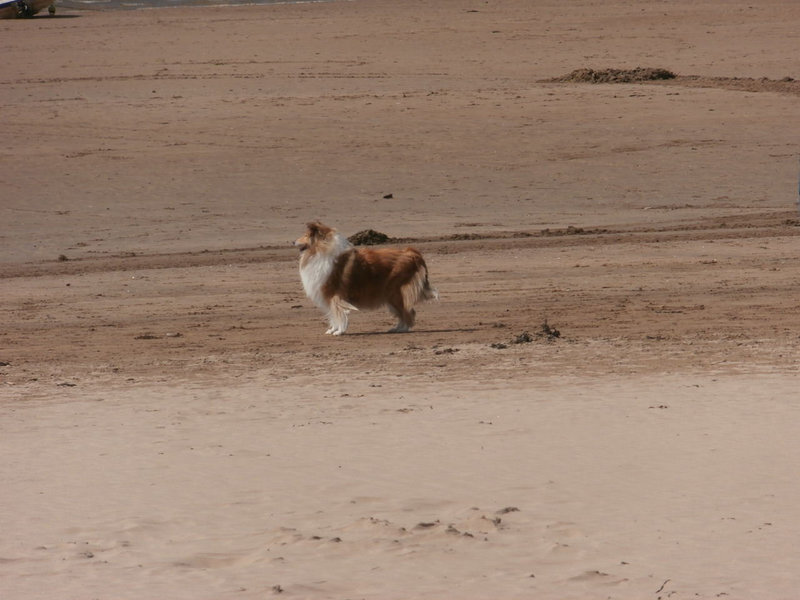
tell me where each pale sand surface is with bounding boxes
[2,0,800,598]
[4,375,800,599]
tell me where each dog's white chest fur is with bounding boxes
[299,233,351,310]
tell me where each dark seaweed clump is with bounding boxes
[546,67,677,83]
[348,229,390,245]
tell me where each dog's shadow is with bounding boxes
[344,327,479,337]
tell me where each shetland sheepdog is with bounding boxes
[294,222,438,335]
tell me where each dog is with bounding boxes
[294,222,438,335]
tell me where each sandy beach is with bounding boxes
[2,1,800,598]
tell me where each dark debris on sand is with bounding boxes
[543,67,800,96]
[544,67,677,83]
[348,229,391,246]
[491,321,562,349]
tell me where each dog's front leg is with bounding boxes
[326,297,351,335]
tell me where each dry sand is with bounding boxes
[2,0,800,598]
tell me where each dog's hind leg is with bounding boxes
[388,295,415,333]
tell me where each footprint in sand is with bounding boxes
[568,570,629,586]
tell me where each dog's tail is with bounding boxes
[401,251,439,308]
[421,269,439,302]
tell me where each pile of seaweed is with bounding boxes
[544,67,677,83]
[348,229,391,246]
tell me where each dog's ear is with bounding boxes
[306,221,329,240]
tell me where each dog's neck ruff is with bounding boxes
[299,232,352,309]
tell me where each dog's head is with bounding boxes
[294,221,334,253]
